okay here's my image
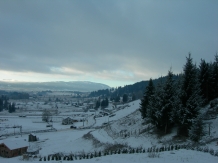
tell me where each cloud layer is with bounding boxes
[0,0,217,87]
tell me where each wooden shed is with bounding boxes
[0,140,28,158]
[28,133,37,142]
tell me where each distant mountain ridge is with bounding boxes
[89,74,180,98]
[0,81,110,92]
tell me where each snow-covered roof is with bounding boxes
[30,133,36,136]
[1,140,28,150]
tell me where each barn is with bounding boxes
[0,140,28,158]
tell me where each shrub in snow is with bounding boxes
[178,145,181,149]
[90,153,93,158]
[147,148,150,153]
[214,150,218,157]
[94,151,97,157]
[209,148,214,155]
[197,147,203,152]
[136,148,139,153]
[203,146,209,153]
[171,145,174,150]
[124,149,129,153]
[189,115,205,142]
[148,152,160,158]
[153,147,156,152]
[159,146,163,152]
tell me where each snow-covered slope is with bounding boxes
[0,99,218,163]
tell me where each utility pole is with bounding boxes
[209,122,211,136]
[20,126,22,137]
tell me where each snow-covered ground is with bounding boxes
[0,99,218,163]
[0,150,217,163]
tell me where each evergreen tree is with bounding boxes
[170,75,183,125]
[198,59,210,103]
[4,98,8,110]
[157,70,176,133]
[0,98,3,112]
[8,103,12,113]
[211,53,218,99]
[147,80,164,127]
[177,54,203,136]
[42,109,52,122]
[132,93,136,101]
[12,103,16,112]
[115,96,120,102]
[208,62,215,101]
[101,98,109,108]
[95,100,100,110]
[123,94,128,103]
[105,97,109,106]
[140,78,155,119]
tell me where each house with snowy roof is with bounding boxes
[0,140,28,158]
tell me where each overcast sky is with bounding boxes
[0,0,217,87]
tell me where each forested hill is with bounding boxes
[88,74,180,98]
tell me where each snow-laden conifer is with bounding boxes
[177,54,203,136]
[140,78,155,119]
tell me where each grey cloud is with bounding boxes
[0,0,217,86]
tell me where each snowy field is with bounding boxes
[0,99,218,163]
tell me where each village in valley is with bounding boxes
[0,89,218,163]
[0,91,139,160]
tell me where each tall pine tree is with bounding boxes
[0,98,3,112]
[159,69,176,133]
[140,78,155,119]
[147,79,164,128]
[148,70,176,133]
[211,53,218,99]
[177,54,203,136]
[198,59,210,103]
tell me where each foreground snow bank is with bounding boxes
[0,149,217,163]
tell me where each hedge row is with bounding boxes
[39,144,218,161]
